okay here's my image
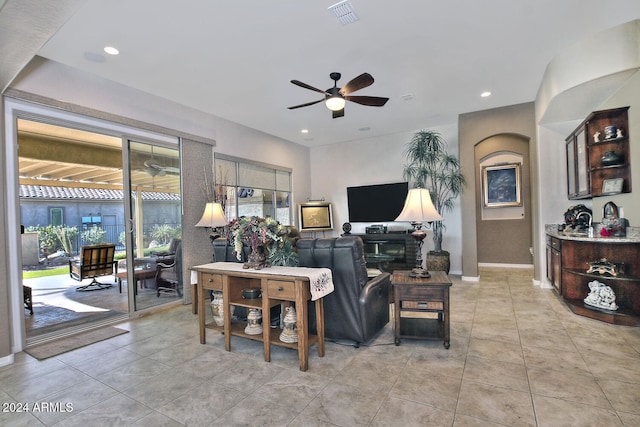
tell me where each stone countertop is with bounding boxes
[545,224,640,243]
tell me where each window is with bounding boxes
[214,155,292,225]
[50,207,63,226]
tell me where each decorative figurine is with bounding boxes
[279,306,298,343]
[584,280,618,311]
[211,291,224,326]
[586,258,622,277]
[617,128,623,138]
[605,126,617,140]
[593,132,600,143]
[244,308,263,335]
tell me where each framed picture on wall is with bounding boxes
[482,163,523,208]
[298,202,333,232]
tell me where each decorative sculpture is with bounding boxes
[279,306,298,343]
[584,280,618,311]
[210,291,224,326]
[245,308,263,335]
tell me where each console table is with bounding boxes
[191,262,332,371]
[392,270,452,349]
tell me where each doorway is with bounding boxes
[15,115,182,344]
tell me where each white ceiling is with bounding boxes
[31,0,640,147]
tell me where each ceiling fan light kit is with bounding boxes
[289,72,388,118]
[325,96,345,111]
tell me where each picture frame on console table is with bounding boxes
[298,202,334,232]
[482,163,522,208]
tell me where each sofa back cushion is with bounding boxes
[296,236,371,342]
[213,237,249,262]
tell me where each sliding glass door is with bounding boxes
[124,140,182,311]
[15,114,182,344]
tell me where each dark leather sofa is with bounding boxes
[297,236,391,346]
[213,237,249,263]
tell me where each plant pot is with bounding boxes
[426,250,450,274]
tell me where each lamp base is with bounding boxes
[410,267,431,278]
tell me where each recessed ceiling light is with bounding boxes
[481,91,491,97]
[103,46,119,55]
[301,129,309,134]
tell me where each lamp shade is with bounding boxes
[395,188,443,223]
[325,96,346,111]
[195,202,227,227]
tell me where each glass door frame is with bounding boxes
[4,97,181,351]
[122,138,183,312]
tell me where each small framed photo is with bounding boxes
[482,163,522,208]
[602,178,624,195]
[298,202,334,232]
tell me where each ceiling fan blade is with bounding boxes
[332,109,345,119]
[291,80,328,95]
[288,98,325,110]
[339,73,374,95]
[345,95,389,107]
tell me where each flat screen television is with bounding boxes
[347,182,408,222]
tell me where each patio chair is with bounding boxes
[155,240,182,297]
[69,243,117,291]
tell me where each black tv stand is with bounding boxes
[353,233,416,272]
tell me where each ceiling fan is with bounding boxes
[288,72,389,118]
[143,160,180,177]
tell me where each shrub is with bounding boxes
[81,226,107,245]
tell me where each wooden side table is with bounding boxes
[392,270,452,349]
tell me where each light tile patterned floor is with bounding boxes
[2,267,640,426]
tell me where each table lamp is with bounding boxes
[195,202,228,241]
[395,188,443,278]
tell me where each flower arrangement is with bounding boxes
[226,216,282,261]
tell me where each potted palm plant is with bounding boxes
[402,130,466,273]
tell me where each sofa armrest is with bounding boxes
[358,272,391,340]
[359,272,391,305]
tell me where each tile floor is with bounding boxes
[2,267,640,426]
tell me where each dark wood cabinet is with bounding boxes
[566,106,631,199]
[548,233,640,326]
[546,235,562,294]
[566,125,590,199]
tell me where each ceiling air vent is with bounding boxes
[328,0,359,25]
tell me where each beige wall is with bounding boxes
[591,72,640,225]
[459,103,537,278]
[1,57,311,358]
[534,21,640,285]
[0,0,86,362]
[475,134,533,265]
[309,123,464,275]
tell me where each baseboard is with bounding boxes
[461,276,480,282]
[537,278,553,289]
[478,263,534,269]
[0,353,15,367]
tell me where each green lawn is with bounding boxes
[23,266,69,279]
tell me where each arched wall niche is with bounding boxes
[474,133,532,265]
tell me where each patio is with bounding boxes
[23,271,177,340]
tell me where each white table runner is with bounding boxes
[191,262,334,301]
